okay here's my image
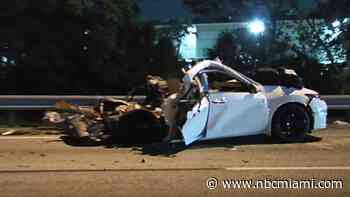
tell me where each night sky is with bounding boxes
[139,0,319,22]
[139,0,192,21]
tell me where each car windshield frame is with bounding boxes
[183,60,261,95]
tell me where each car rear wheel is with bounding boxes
[272,104,311,142]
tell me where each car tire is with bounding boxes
[115,110,167,144]
[272,104,311,142]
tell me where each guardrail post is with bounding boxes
[8,111,16,126]
[346,111,350,122]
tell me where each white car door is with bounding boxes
[180,60,269,145]
[181,96,210,145]
[204,91,269,140]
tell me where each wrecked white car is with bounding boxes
[45,60,327,146]
[166,60,327,145]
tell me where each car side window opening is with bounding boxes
[203,71,252,93]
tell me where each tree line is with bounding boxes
[0,0,349,94]
[0,0,179,95]
[185,0,350,94]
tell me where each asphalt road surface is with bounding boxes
[0,126,349,197]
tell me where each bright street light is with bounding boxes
[248,20,265,34]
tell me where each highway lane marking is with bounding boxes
[1,167,350,174]
[0,136,61,140]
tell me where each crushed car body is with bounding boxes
[44,75,168,144]
[44,60,327,146]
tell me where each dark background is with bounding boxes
[0,0,349,95]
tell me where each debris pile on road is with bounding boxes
[0,127,61,136]
[1,129,17,136]
[333,120,350,127]
[44,75,172,144]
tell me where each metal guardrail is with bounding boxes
[0,95,145,110]
[0,95,348,110]
[320,95,350,110]
[325,105,350,110]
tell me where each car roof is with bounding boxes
[184,60,260,87]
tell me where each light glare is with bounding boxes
[248,20,265,34]
[332,20,340,28]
